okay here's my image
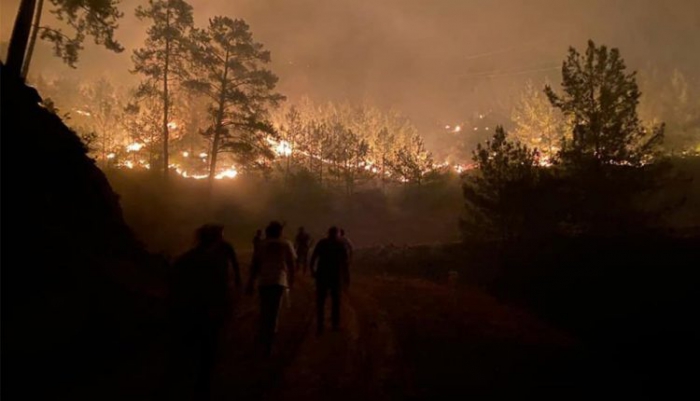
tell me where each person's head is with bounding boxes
[328,226,339,239]
[340,228,346,237]
[265,221,284,239]
[196,224,224,247]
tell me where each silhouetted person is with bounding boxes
[246,221,296,355]
[294,226,312,275]
[167,224,240,399]
[310,226,348,334]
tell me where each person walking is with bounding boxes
[310,226,348,335]
[167,224,240,399]
[246,221,296,355]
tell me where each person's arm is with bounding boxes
[286,242,297,288]
[309,241,320,278]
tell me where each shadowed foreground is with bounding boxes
[92,264,601,400]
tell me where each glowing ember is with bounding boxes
[215,167,238,180]
[199,152,208,159]
[167,121,178,130]
[182,151,189,158]
[75,109,91,116]
[275,140,293,157]
[453,125,462,133]
[106,153,116,159]
[171,164,209,179]
[126,142,145,152]
[445,125,451,129]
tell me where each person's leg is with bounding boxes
[270,285,284,333]
[259,286,274,349]
[330,284,341,330]
[265,286,284,354]
[316,280,327,334]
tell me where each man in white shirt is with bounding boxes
[246,221,296,355]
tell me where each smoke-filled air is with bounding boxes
[2,0,700,399]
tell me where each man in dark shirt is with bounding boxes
[168,224,240,398]
[310,226,348,334]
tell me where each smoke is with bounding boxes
[2,0,699,134]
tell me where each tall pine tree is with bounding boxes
[545,40,663,168]
[132,0,194,179]
[186,16,284,182]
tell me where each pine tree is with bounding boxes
[511,80,566,162]
[387,133,434,185]
[132,0,194,179]
[545,40,663,168]
[7,0,124,77]
[186,16,283,182]
[461,126,539,242]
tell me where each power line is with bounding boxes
[456,63,559,78]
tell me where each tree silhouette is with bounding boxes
[545,40,663,168]
[387,133,434,185]
[132,0,194,180]
[186,16,284,182]
[76,78,124,165]
[7,0,124,78]
[461,126,539,242]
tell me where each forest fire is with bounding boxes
[4,0,700,399]
[126,142,145,152]
[215,167,239,179]
[113,142,239,179]
[275,140,293,157]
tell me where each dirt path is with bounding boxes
[204,273,587,400]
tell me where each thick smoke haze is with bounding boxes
[2,0,699,133]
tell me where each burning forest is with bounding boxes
[2,0,700,400]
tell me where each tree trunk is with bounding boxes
[208,50,230,188]
[162,8,171,180]
[20,0,43,79]
[381,154,386,190]
[209,130,220,183]
[6,0,37,79]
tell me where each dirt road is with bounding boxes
[202,273,590,400]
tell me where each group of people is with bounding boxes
[167,221,354,397]
[249,223,354,347]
